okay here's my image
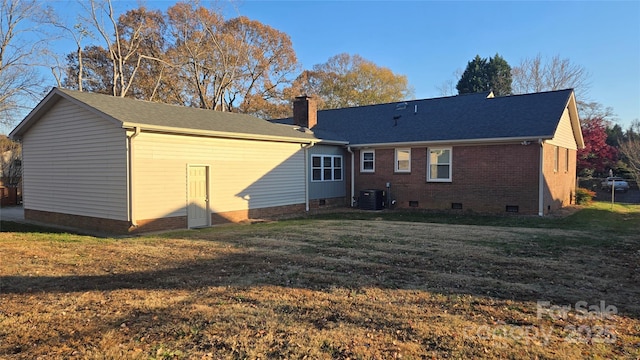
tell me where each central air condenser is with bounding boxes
[359,189,384,210]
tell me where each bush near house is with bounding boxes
[575,187,596,204]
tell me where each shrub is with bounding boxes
[575,187,596,205]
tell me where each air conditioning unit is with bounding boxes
[359,189,384,210]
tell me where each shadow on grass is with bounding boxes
[0,220,75,234]
[2,230,638,319]
[2,205,639,318]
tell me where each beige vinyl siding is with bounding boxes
[21,99,128,220]
[133,132,305,220]
[547,107,578,150]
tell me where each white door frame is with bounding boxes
[187,164,210,228]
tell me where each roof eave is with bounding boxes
[9,88,123,140]
[9,89,60,139]
[348,136,554,148]
[566,91,585,149]
[121,123,348,145]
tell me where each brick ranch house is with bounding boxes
[9,88,583,234]
[279,89,584,216]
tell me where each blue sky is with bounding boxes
[43,0,640,127]
[218,0,639,127]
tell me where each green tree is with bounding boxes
[487,54,512,96]
[456,54,512,96]
[289,53,413,110]
[456,55,488,95]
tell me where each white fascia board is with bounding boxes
[566,92,585,149]
[10,88,123,140]
[9,89,62,139]
[349,136,555,149]
[122,123,348,145]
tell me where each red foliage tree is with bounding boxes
[577,117,618,176]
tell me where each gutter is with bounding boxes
[538,138,544,216]
[121,123,348,146]
[347,146,355,207]
[127,127,141,226]
[348,136,553,149]
[302,141,316,211]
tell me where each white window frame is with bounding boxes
[311,155,343,182]
[361,150,375,173]
[394,148,411,173]
[427,147,452,182]
[554,146,559,173]
[564,148,570,173]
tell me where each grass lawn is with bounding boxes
[0,202,639,359]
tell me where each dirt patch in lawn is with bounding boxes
[1,220,639,359]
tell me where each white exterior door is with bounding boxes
[188,165,209,228]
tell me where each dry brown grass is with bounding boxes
[1,218,639,359]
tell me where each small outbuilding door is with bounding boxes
[187,165,209,228]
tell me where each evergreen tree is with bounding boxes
[456,55,488,94]
[487,54,512,96]
[456,54,512,96]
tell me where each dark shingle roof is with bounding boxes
[12,88,330,143]
[275,89,575,145]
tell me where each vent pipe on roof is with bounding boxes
[414,105,418,114]
[395,102,407,111]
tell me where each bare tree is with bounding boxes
[44,6,92,91]
[165,2,298,113]
[618,120,640,185]
[82,0,167,97]
[0,0,47,126]
[0,135,20,186]
[512,54,590,95]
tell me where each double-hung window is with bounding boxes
[312,155,343,181]
[427,147,452,182]
[361,150,375,172]
[395,148,411,173]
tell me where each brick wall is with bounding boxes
[354,144,541,214]
[25,202,315,235]
[542,143,577,214]
[308,196,348,209]
[211,203,307,224]
[25,209,133,234]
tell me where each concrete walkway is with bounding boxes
[0,205,24,222]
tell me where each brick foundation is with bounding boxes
[211,203,307,224]
[25,209,134,234]
[308,197,347,210]
[25,203,318,235]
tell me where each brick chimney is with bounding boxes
[293,95,317,129]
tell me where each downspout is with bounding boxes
[347,146,355,207]
[302,141,316,212]
[538,138,544,216]
[127,127,141,226]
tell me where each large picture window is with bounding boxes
[312,155,343,182]
[361,150,375,172]
[427,147,452,182]
[395,148,411,173]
